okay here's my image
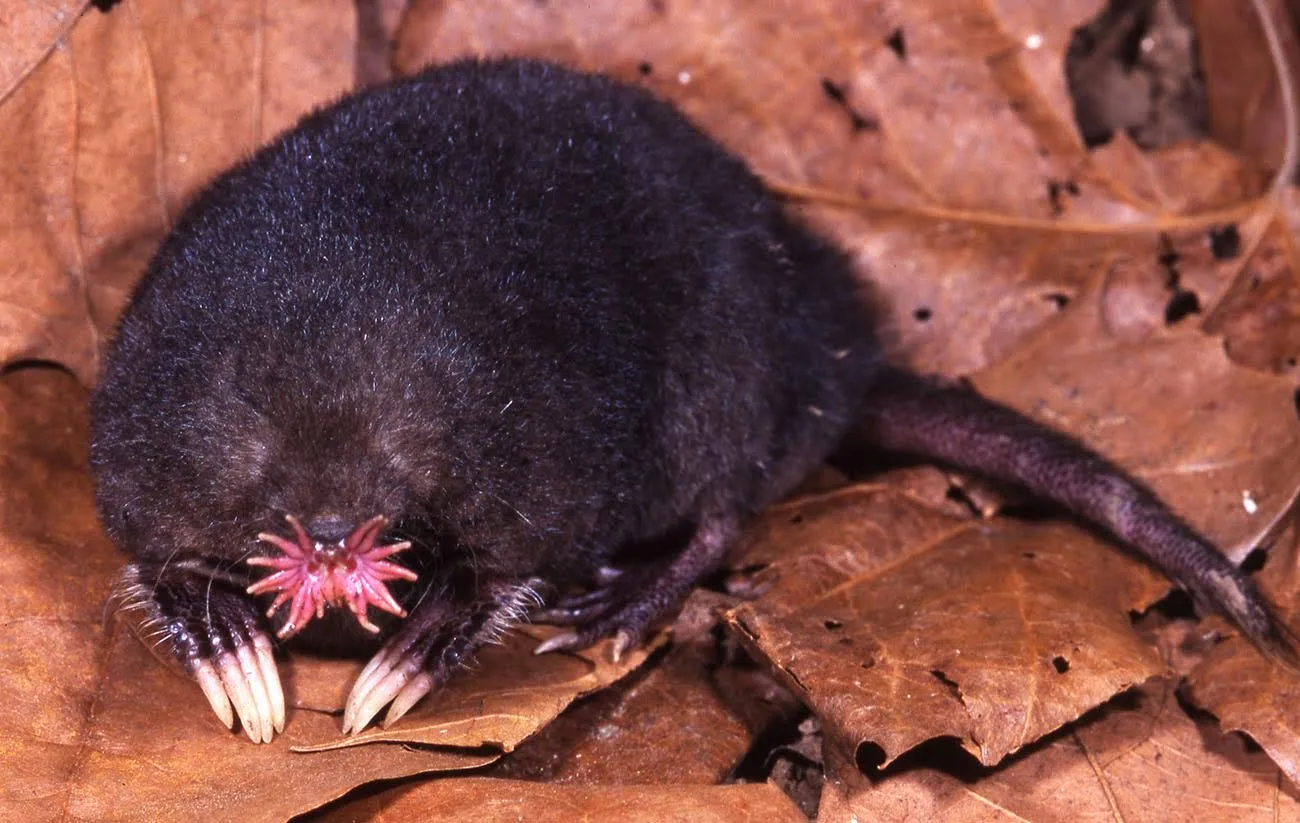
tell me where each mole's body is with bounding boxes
[90,58,1289,743]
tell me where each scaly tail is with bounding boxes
[858,366,1299,667]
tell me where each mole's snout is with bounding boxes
[246,514,420,639]
[305,515,351,546]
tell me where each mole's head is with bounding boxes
[223,396,444,640]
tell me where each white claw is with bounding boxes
[195,662,234,730]
[594,566,623,584]
[611,629,635,664]
[342,654,389,733]
[382,672,434,728]
[351,646,393,707]
[533,631,581,656]
[343,656,416,735]
[252,636,285,733]
[217,652,263,744]
[236,644,273,743]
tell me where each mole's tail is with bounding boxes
[858,366,1300,667]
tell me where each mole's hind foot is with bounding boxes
[109,561,285,743]
[341,579,543,734]
[531,571,673,662]
[532,514,739,661]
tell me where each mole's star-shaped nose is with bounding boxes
[246,514,419,639]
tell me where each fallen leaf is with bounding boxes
[291,627,662,753]
[1185,0,1300,177]
[0,1,355,385]
[1183,516,1300,788]
[313,777,806,823]
[821,678,1300,822]
[490,591,757,785]
[0,0,87,102]
[725,483,1168,768]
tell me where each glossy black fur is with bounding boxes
[91,58,1291,690]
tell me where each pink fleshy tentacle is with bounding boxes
[358,574,408,617]
[345,515,387,554]
[280,580,318,640]
[361,542,418,564]
[245,565,302,594]
[254,532,306,560]
[245,514,419,638]
[367,559,420,582]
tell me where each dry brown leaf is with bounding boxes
[1182,518,1300,788]
[65,630,495,823]
[0,1,355,385]
[1186,0,1300,177]
[1205,203,1300,375]
[725,483,1169,768]
[820,678,1300,822]
[491,591,758,785]
[314,777,806,823]
[291,627,661,753]
[0,0,87,102]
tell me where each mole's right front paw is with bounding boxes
[109,561,285,743]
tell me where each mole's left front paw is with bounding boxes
[341,579,542,734]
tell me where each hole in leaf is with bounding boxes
[819,78,876,132]
[886,28,906,60]
[1051,655,1069,674]
[1209,225,1241,260]
[790,514,805,525]
[1164,290,1200,324]
[913,306,932,322]
[1022,551,1036,560]
[930,669,961,700]
[1043,292,1070,310]
[1134,589,1197,624]
[638,62,653,76]
[824,619,844,631]
[1046,180,1081,216]
[821,78,848,104]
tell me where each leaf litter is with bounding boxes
[3,0,1300,819]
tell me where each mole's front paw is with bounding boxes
[341,579,542,734]
[110,561,285,743]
